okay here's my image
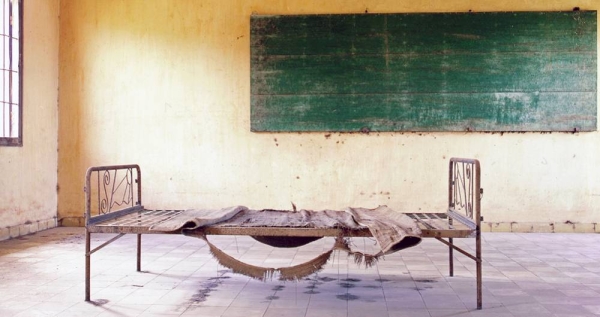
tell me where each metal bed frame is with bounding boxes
[84,158,483,309]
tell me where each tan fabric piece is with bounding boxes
[149,205,422,280]
[219,208,359,229]
[149,206,248,232]
[184,229,336,281]
[150,205,422,253]
[345,206,422,254]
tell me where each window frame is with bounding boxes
[0,0,23,147]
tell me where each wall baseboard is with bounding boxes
[0,217,58,241]
[58,217,85,227]
[482,222,598,233]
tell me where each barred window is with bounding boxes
[0,0,21,146]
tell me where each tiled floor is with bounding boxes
[0,228,599,317]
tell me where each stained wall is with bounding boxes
[57,0,600,232]
[0,0,60,240]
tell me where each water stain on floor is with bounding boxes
[304,290,320,294]
[190,270,231,303]
[336,293,359,301]
[339,282,356,289]
[272,285,285,291]
[341,278,361,282]
[362,285,380,289]
[414,278,436,291]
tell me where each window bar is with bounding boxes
[8,0,12,137]
[0,0,22,143]
[2,0,5,137]
[17,0,22,142]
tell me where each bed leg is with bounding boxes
[448,237,454,277]
[448,216,454,277]
[85,230,91,301]
[137,234,142,272]
[476,228,482,310]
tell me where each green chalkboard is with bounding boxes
[250,11,597,132]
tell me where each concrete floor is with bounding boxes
[0,227,599,317]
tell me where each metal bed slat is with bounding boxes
[124,210,181,226]
[129,210,183,226]
[405,212,474,238]
[431,217,454,230]
[90,209,474,238]
[98,209,475,239]
[97,209,185,227]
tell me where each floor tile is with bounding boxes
[0,228,599,317]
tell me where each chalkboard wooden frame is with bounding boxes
[251,11,597,132]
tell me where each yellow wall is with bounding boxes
[58,0,600,231]
[0,0,60,239]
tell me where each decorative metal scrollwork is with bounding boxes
[97,168,135,215]
[451,161,475,219]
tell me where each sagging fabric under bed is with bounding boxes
[149,205,422,280]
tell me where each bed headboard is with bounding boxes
[448,158,482,229]
[84,164,142,226]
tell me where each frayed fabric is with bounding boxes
[184,231,385,281]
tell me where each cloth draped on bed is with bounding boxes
[150,205,421,280]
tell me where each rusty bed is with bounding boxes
[84,158,483,309]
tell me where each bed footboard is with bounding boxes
[84,164,143,225]
[84,164,143,301]
[448,158,481,235]
[447,158,482,309]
